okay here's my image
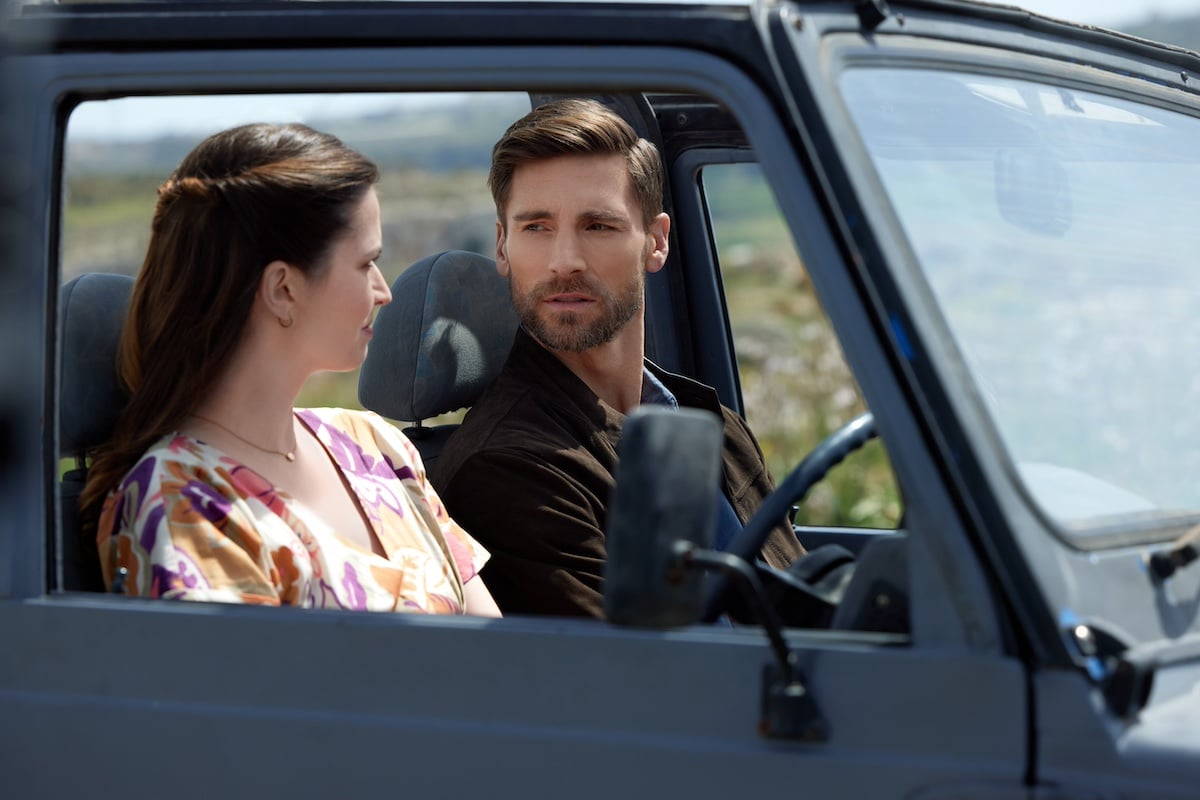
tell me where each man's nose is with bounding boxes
[548,230,585,276]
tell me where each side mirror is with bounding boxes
[604,408,830,741]
[603,406,724,627]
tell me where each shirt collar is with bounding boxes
[640,366,679,409]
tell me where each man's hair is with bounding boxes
[489,98,664,228]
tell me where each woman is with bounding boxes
[80,122,500,616]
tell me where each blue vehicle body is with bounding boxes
[3,1,1199,796]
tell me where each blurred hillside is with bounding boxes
[67,94,519,176]
[63,94,526,280]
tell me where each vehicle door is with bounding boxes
[2,2,1026,796]
[764,1,1200,794]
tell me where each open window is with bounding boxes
[58,88,907,603]
[57,91,532,592]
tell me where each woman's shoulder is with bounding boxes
[114,432,210,491]
[102,431,236,528]
[299,406,379,427]
[298,407,392,439]
[298,407,418,462]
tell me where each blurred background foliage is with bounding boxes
[702,165,901,529]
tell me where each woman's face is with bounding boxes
[292,188,391,373]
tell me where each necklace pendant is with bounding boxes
[285,451,296,462]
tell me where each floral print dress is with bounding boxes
[97,408,488,614]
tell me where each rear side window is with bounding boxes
[702,162,901,529]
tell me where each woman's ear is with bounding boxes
[259,260,297,324]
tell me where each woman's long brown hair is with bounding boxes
[79,123,378,531]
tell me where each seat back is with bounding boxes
[359,250,519,468]
[58,272,135,592]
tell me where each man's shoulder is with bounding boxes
[645,362,752,430]
[432,371,573,487]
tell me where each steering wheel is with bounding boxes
[700,411,878,622]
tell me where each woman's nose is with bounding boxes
[372,265,392,305]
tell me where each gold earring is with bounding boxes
[278,311,294,328]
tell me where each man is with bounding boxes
[432,98,804,617]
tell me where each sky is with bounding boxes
[1014,0,1199,26]
[67,93,462,142]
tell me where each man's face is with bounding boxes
[496,153,669,353]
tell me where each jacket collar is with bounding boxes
[507,326,724,421]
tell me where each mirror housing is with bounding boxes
[603,406,724,627]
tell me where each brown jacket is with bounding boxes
[431,328,804,618]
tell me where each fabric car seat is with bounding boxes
[58,272,135,592]
[358,250,519,469]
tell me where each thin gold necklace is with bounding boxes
[191,413,297,462]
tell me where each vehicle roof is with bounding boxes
[7,0,1196,64]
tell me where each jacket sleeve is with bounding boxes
[436,448,609,618]
[719,406,806,565]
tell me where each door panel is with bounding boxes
[1,601,1026,797]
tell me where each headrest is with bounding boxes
[59,273,134,455]
[359,250,519,422]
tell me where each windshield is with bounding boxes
[840,68,1200,542]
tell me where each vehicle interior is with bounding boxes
[55,87,907,635]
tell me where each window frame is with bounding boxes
[28,40,995,646]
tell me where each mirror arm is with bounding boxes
[676,542,828,741]
[678,542,793,673]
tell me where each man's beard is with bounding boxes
[511,271,644,353]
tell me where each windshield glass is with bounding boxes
[840,68,1200,542]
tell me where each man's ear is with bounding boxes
[644,213,671,274]
[259,259,296,320]
[495,220,510,278]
